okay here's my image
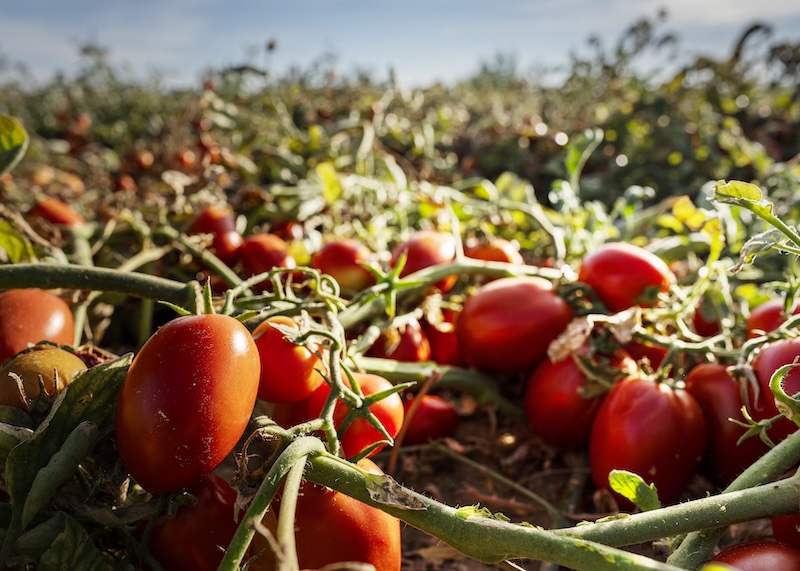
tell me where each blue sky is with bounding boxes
[2,0,799,88]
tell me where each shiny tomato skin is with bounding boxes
[710,541,800,570]
[747,298,800,339]
[188,205,243,266]
[307,372,404,458]
[29,197,86,227]
[464,238,524,265]
[367,317,432,363]
[239,233,296,285]
[423,308,466,368]
[311,239,377,293]
[252,315,324,403]
[589,377,707,507]
[115,314,260,494]
[751,338,800,443]
[578,242,675,313]
[684,363,770,486]
[0,289,75,363]
[144,474,241,571]
[455,276,573,375]
[401,395,460,445]
[390,230,457,293]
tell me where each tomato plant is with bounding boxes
[750,338,800,443]
[589,376,707,506]
[577,242,675,313]
[187,205,243,266]
[464,237,524,265]
[367,317,432,362]
[310,238,377,293]
[455,276,573,375]
[0,288,76,363]
[0,345,87,409]
[746,298,800,339]
[390,230,458,293]
[28,197,85,227]
[709,541,800,570]
[115,313,260,493]
[401,394,460,445]
[252,315,325,403]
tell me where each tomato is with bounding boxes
[311,239,377,293]
[692,297,722,337]
[367,317,432,363]
[390,230,457,293]
[187,205,243,266]
[773,514,800,549]
[464,238,524,265]
[525,348,635,450]
[709,541,800,570]
[684,363,771,486]
[252,315,325,403]
[307,372,404,458]
[750,338,800,443]
[577,242,675,313]
[589,376,706,507]
[401,395,459,445]
[29,197,86,227]
[283,458,401,571]
[0,289,76,363]
[623,340,668,371]
[422,307,466,368]
[239,233,296,288]
[747,298,800,339]
[115,313,260,494]
[455,276,573,375]
[0,346,87,409]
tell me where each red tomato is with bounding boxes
[0,289,75,363]
[390,230,457,293]
[747,298,800,339]
[239,233,296,288]
[401,395,460,445]
[709,541,800,570]
[29,197,86,227]
[577,242,675,313]
[684,363,771,486]
[692,297,722,337]
[525,348,635,450]
[115,314,260,494]
[188,205,243,266]
[623,341,668,370]
[252,315,324,403]
[589,376,706,507]
[772,514,800,549]
[750,338,800,443]
[307,372,404,458]
[144,474,242,571]
[367,317,432,363]
[311,239,377,293]
[422,308,466,367]
[464,238,524,265]
[285,458,401,571]
[455,276,573,375]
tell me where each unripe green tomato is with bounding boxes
[0,346,87,409]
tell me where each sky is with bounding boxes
[1,0,799,88]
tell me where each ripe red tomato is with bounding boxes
[772,514,800,549]
[239,233,296,288]
[709,541,800,570]
[252,315,325,403]
[422,308,466,368]
[589,376,706,507]
[623,341,668,370]
[401,395,459,445]
[115,313,260,494]
[684,363,771,486]
[390,230,457,293]
[577,242,675,313]
[311,239,377,293]
[747,298,800,339]
[750,338,800,443]
[464,238,524,265]
[692,297,722,337]
[143,474,243,571]
[307,372,404,458]
[455,276,573,375]
[0,289,75,363]
[29,197,86,227]
[367,317,432,362]
[188,205,243,266]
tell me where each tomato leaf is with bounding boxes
[0,113,29,176]
[608,469,661,511]
[0,219,35,264]
[14,513,110,571]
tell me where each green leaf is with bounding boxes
[0,220,35,264]
[713,180,764,203]
[315,161,342,205]
[15,513,110,571]
[0,114,29,176]
[608,469,661,511]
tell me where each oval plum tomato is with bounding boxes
[455,276,573,375]
[311,239,377,293]
[709,541,800,570]
[115,313,260,494]
[367,317,432,362]
[692,297,722,337]
[772,514,800,549]
[390,230,457,293]
[525,348,635,450]
[252,315,324,403]
[0,289,75,363]
[307,372,404,458]
[577,242,675,313]
[750,338,800,443]
[401,395,459,445]
[187,205,243,266]
[0,346,87,409]
[286,458,401,571]
[422,307,466,367]
[29,197,85,227]
[239,233,296,289]
[589,376,706,507]
[684,363,770,486]
[464,238,524,265]
[747,298,800,339]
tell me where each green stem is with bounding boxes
[274,456,308,571]
[153,226,245,290]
